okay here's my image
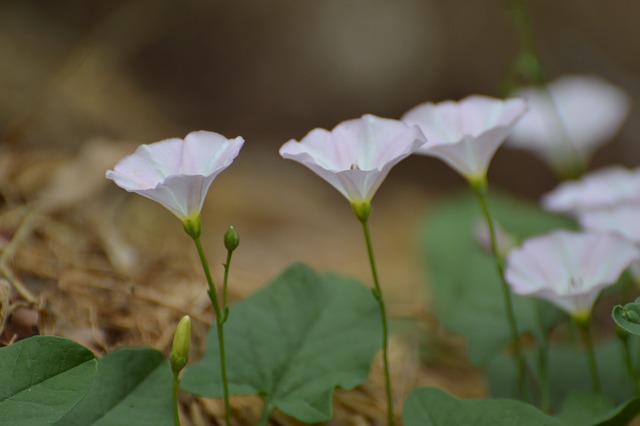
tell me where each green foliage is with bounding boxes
[181,263,381,423]
[487,340,637,406]
[55,348,173,426]
[403,387,561,426]
[0,336,97,426]
[403,387,640,426]
[612,298,640,336]
[422,190,575,364]
[555,392,614,426]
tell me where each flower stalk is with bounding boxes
[353,202,395,426]
[189,224,231,426]
[471,178,528,399]
[575,316,600,393]
[617,327,639,396]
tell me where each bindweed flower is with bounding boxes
[402,95,527,183]
[542,166,640,214]
[578,202,640,244]
[106,131,244,223]
[508,75,630,176]
[279,114,426,205]
[505,230,640,320]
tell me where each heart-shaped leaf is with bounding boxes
[422,191,576,364]
[487,339,637,407]
[0,336,97,425]
[181,263,381,423]
[55,348,172,425]
[555,392,615,426]
[403,387,561,426]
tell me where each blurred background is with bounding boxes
[2,0,640,305]
[1,1,639,421]
[1,0,639,190]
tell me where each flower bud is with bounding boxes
[170,315,191,374]
[224,226,240,252]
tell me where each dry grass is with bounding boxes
[0,142,484,425]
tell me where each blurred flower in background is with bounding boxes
[508,75,631,178]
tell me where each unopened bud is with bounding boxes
[170,315,191,374]
[224,226,240,252]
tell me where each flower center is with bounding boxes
[569,276,584,290]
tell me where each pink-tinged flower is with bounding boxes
[106,131,244,221]
[578,202,640,244]
[279,114,426,204]
[505,230,640,318]
[508,75,630,173]
[542,166,640,214]
[402,95,527,182]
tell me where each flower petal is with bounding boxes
[505,230,640,315]
[403,95,527,180]
[280,114,426,203]
[106,131,244,220]
[508,75,630,169]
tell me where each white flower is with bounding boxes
[106,131,244,221]
[578,202,640,244]
[279,114,426,203]
[402,95,527,182]
[542,166,640,214]
[508,75,630,173]
[505,230,640,318]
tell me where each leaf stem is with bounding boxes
[576,317,600,393]
[356,210,395,426]
[471,179,528,400]
[172,372,181,426]
[192,236,232,426]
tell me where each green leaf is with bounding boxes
[612,298,640,336]
[403,387,561,426]
[487,339,637,406]
[589,397,640,426]
[55,348,173,425]
[555,392,615,426]
[422,191,575,364]
[0,336,97,426]
[181,263,381,423]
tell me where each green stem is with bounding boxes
[471,180,528,400]
[257,401,273,426]
[576,318,600,393]
[172,372,181,426]
[192,236,232,426]
[506,0,546,85]
[357,213,395,426]
[222,249,233,322]
[618,329,639,396]
[534,303,550,412]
